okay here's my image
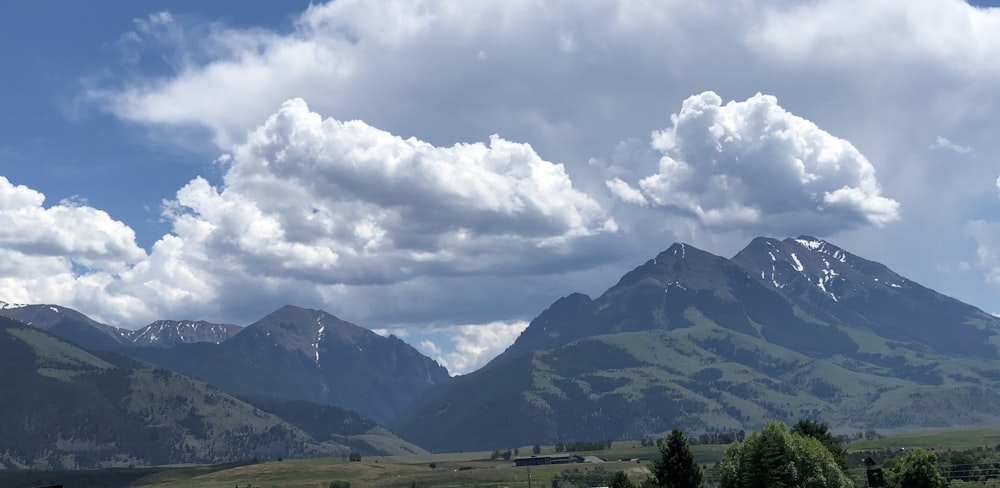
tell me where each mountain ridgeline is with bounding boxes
[6,235,1000,457]
[0,303,241,350]
[0,302,451,425]
[129,320,244,348]
[394,236,1000,451]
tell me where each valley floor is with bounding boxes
[10,428,1000,488]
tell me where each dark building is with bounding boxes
[514,455,584,467]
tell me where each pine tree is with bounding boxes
[611,470,637,488]
[648,428,703,488]
[719,422,852,488]
[792,419,848,469]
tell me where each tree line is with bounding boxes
[600,420,944,488]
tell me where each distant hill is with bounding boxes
[395,237,1000,452]
[0,315,426,469]
[240,397,427,457]
[0,316,352,469]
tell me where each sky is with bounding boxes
[2,0,1000,375]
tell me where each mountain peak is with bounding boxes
[273,303,318,315]
[221,305,451,423]
[663,242,689,257]
[786,235,847,257]
[653,242,721,266]
[790,235,825,249]
[0,301,131,350]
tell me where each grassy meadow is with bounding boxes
[6,427,1000,487]
[848,426,1000,451]
[105,441,803,487]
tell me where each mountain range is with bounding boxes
[0,302,450,424]
[6,234,1000,459]
[0,303,241,350]
[393,236,1000,451]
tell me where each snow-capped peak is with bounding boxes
[793,236,826,251]
[0,300,27,310]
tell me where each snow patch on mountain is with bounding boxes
[817,267,839,301]
[313,316,326,364]
[130,320,243,347]
[0,301,27,310]
[794,237,824,250]
[790,253,804,272]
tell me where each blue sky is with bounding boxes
[2,1,1000,374]
[0,2,312,248]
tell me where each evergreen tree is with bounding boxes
[611,470,637,488]
[792,419,848,469]
[719,422,852,488]
[648,428,703,488]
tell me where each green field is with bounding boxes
[129,457,650,488]
[8,427,1000,488]
[848,426,1000,451]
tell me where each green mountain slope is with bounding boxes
[395,238,1000,452]
[0,316,408,469]
[241,397,428,456]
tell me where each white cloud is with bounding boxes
[612,92,900,235]
[749,0,1000,78]
[157,98,615,286]
[17,98,617,327]
[0,177,145,269]
[418,321,530,376]
[605,178,648,206]
[419,339,442,358]
[0,177,150,324]
[930,136,973,154]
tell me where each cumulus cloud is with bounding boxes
[27,98,619,327]
[608,92,900,235]
[157,98,615,286]
[749,0,1000,77]
[0,177,150,323]
[605,178,648,206]
[0,177,145,269]
[401,321,529,376]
